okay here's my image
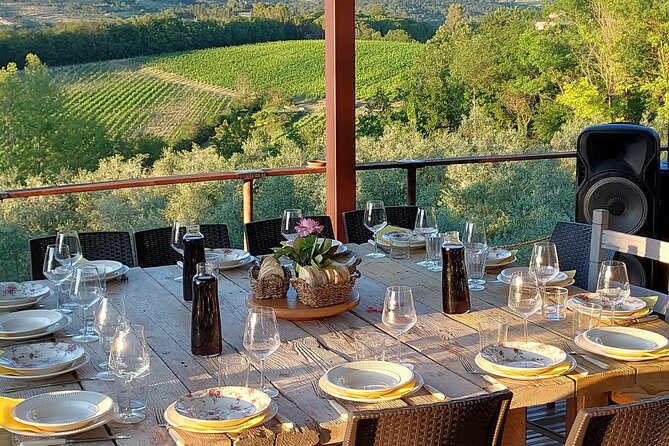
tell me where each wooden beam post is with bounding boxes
[324,0,356,240]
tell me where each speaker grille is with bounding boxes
[583,176,648,233]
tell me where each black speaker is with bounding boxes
[576,123,668,291]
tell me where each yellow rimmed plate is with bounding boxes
[318,371,424,403]
[474,354,577,381]
[164,400,277,434]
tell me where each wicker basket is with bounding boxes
[249,265,291,299]
[290,259,361,308]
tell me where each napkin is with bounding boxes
[0,365,21,376]
[325,378,418,399]
[0,396,50,433]
[550,270,576,286]
[630,296,658,315]
[171,409,267,432]
[486,360,573,378]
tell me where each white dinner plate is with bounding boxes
[0,314,71,343]
[318,371,424,403]
[500,267,568,283]
[4,402,116,437]
[13,390,115,432]
[0,291,53,312]
[0,342,86,375]
[486,248,512,263]
[212,249,251,266]
[164,400,278,434]
[0,352,89,380]
[379,231,426,248]
[566,298,652,319]
[474,354,577,381]
[569,293,647,315]
[486,256,517,268]
[0,282,51,305]
[85,260,125,279]
[0,310,63,336]
[174,387,271,425]
[479,342,567,373]
[496,274,574,287]
[574,334,665,362]
[582,327,668,354]
[218,255,255,271]
[323,361,414,396]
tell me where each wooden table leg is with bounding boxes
[566,393,610,436]
[502,407,527,446]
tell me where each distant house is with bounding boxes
[535,12,570,30]
[238,11,252,18]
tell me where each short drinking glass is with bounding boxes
[478,316,508,352]
[541,286,568,321]
[218,355,250,387]
[388,232,411,260]
[354,333,386,361]
[573,302,603,335]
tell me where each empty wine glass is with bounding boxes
[57,230,82,265]
[596,260,630,326]
[171,221,187,282]
[382,286,417,369]
[69,265,104,343]
[243,306,281,398]
[529,242,560,299]
[463,220,488,290]
[364,200,388,258]
[281,209,303,242]
[507,271,541,343]
[94,292,127,380]
[43,244,74,314]
[414,207,438,267]
[109,324,150,423]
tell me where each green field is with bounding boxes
[148,40,425,100]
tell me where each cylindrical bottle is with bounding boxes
[182,225,205,302]
[441,242,471,314]
[191,262,222,356]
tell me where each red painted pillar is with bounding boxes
[324,0,356,241]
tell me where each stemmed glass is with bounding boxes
[529,242,560,299]
[507,272,541,343]
[69,265,104,343]
[463,220,488,291]
[596,260,630,326]
[57,230,82,265]
[281,209,303,242]
[243,306,281,398]
[364,200,388,258]
[94,293,127,380]
[109,324,150,423]
[414,207,438,267]
[43,244,73,314]
[382,286,417,369]
[171,221,187,282]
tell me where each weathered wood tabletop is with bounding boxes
[3,243,669,446]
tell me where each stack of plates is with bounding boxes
[318,361,423,402]
[475,342,577,380]
[0,342,89,380]
[0,309,71,344]
[164,387,277,433]
[575,327,669,361]
[211,248,255,270]
[0,282,53,311]
[84,260,129,281]
[5,391,115,437]
[378,230,425,250]
[497,267,575,287]
[485,248,516,268]
[567,293,653,320]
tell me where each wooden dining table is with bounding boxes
[3,243,669,446]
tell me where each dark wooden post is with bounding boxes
[324,0,356,240]
[406,167,417,206]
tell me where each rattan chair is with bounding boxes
[134,224,231,268]
[565,395,669,446]
[342,205,418,244]
[549,221,597,290]
[244,215,334,256]
[342,390,512,446]
[30,231,135,280]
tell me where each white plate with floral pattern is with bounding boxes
[0,282,51,305]
[0,310,63,336]
[165,400,277,433]
[174,387,272,426]
[0,291,52,312]
[479,342,567,373]
[569,293,647,315]
[0,314,71,342]
[212,249,251,266]
[0,342,86,375]
[0,351,89,380]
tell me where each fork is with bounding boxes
[311,380,349,418]
[558,339,609,370]
[459,357,508,390]
[154,408,186,446]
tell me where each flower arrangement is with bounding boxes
[272,218,339,270]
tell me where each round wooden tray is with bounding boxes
[245,288,360,321]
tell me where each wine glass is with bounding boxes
[171,221,187,282]
[57,230,82,265]
[382,286,417,369]
[414,207,438,267]
[43,244,74,314]
[596,260,630,326]
[364,200,388,258]
[463,220,488,290]
[109,324,150,423]
[281,209,303,242]
[529,242,560,299]
[94,293,127,380]
[69,265,104,343]
[507,271,541,343]
[243,306,281,398]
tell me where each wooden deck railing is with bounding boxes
[0,151,578,222]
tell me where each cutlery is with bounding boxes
[558,339,610,370]
[423,384,447,401]
[622,314,659,326]
[19,435,131,446]
[459,357,508,390]
[3,377,104,393]
[311,380,348,418]
[154,407,186,446]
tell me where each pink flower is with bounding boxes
[295,218,324,236]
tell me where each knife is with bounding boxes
[623,314,659,326]
[19,435,131,446]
